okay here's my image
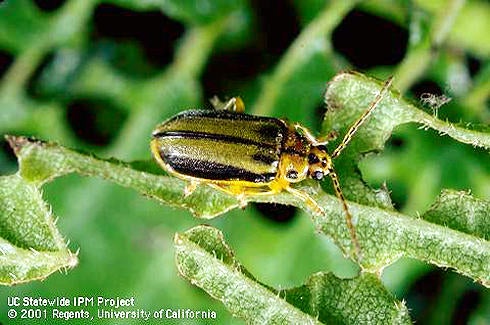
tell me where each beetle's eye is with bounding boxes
[286,170,298,180]
[312,171,324,180]
[308,153,319,164]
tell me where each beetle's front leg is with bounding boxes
[293,124,338,146]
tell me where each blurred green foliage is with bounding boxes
[0,0,489,324]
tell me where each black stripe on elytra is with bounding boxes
[163,155,276,183]
[252,152,278,165]
[174,109,281,122]
[153,130,279,149]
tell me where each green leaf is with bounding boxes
[1,0,488,322]
[0,174,76,285]
[4,68,490,289]
[305,185,490,286]
[108,0,246,25]
[422,189,490,240]
[322,72,489,207]
[323,72,490,153]
[284,273,410,324]
[175,225,411,324]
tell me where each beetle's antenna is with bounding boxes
[328,168,361,259]
[331,77,393,159]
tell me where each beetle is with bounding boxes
[151,77,393,256]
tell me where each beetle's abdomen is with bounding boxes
[151,110,287,183]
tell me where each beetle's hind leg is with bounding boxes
[209,183,278,209]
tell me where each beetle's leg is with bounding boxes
[209,183,252,208]
[221,98,236,111]
[285,186,324,216]
[228,97,245,112]
[210,183,277,209]
[294,124,339,146]
[236,193,248,209]
[209,96,245,113]
[209,96,224,109]
[293,124,324,144]
[184,180,199,197]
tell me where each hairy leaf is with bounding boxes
[422,189,490,240]
[175,225,411,324]
[0,174,76,285]
[5,69,490,289]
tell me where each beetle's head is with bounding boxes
[307,145,333,181]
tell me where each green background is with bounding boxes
[0,0,489,324]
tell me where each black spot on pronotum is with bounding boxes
[308,153,319,164]
[317,145,327,152]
